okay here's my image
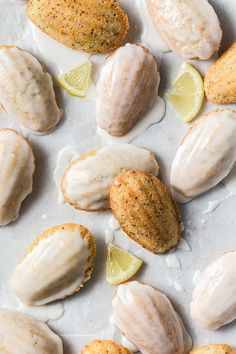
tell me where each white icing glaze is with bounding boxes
[62,144,159,211]
[177,238,191,252]
[121,335,139,352]
[192,270,202,287]
[112,281,192,354]
[165,254,181,269]
[109,215,121,231]
[105,228,114,245]
[171,110,236,203]
[53,145,80,204]
[96,43,160,137]
[190,250,236,329]
[145,0,222,59]
[0,129,35,226]
[0,47,60,133]
[97,96,166,145]
[0,308,63,353]
[203,200,220,214]
[11,226,92,306]
[2,301,64,323]
[135,0,170,53]
[173,281,185,293]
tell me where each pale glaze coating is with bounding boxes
[96,43,160,136]
[145,0,222,59]
[0,47,60,133]
[112,281,192,354]
[0,129,35,226]
[190,250,236,330]
[170,110,236,203]
[0,308,63,354]
[11,224,96,306]
[62,144,159,211]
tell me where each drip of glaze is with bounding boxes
[135,0,170,53]
[97,96,165,145]
[2,301,64,322]
[222,164,236,195]
[109,215,120,231]
[203,200,220,214]
[105,228,114,245]
[177,238,191,252]
[53,145,80,204]
[165,254,181,269]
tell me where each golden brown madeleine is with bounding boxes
[205,42,236,103]
[27,0,129,54]
[0,46,60,133]
[11,224,96,306]
[82,340,132,354]
[0,128,35,226]
[110,170,180,254]
[0,308,63,353]
[191,344,236,354]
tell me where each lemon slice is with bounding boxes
[167,62,204,123]
[57,61,92,97]
[106,244,142,286]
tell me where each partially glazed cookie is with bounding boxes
[0,128,35,226]
[0,46,60,133]
[11,224,96,306]
[82,340,132,354]
[0,308,63,353]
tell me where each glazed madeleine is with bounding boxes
[11,224,96,306]
[82,340,132,354]
[62,144,159,211]
[112,281,192,354]
[145,0,222,60]
[0,129,35,226]
[96,43,160,136]
[0,46,60,133]
[190,250,236,330]
[205,42,236,104]
[0,308,63,354]
[110,170,180,254]
[170,110,236,203]
[191,344,236,354]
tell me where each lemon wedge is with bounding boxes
[167,62,204,123]
[57,61,92,97]
[106,244,142,286]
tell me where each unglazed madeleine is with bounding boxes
[0,308,63,354]
[205,42,236,104]
[27,0,129,54]
[170,110,236,203]
[0,128,35,226]
[145,0,222,60]
[96,43,160,136]
[110,170,180,254]
[82,340,132,354]
[112,281,192,354]
[190,344,236,354]
[0,46,60,133]
[11,224,96,306]
[62,144,158,211]
[190,250,236,330]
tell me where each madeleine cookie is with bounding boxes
[0,129,35,226]
[145,0,222,60]
[110,170,180,254]
[82,340,132,354]
[205,42,236,103]
[191,344,236,354]
[112,281,192,354]
[0,308,63,354]
[62,144,158,211]
[96,43,160,136]
[170,109,236,203]
[27,0,129,54]
[11,224,96,306]
[0,46,60,134]
[190,250,236,330]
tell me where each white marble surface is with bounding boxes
[0,0,236,353]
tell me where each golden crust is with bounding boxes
[110,170,181,254]
[25,223,96,295]
[204,42,236,104]
[190,344,236,354]
[27,0,129,54]
[82,340,132,354]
